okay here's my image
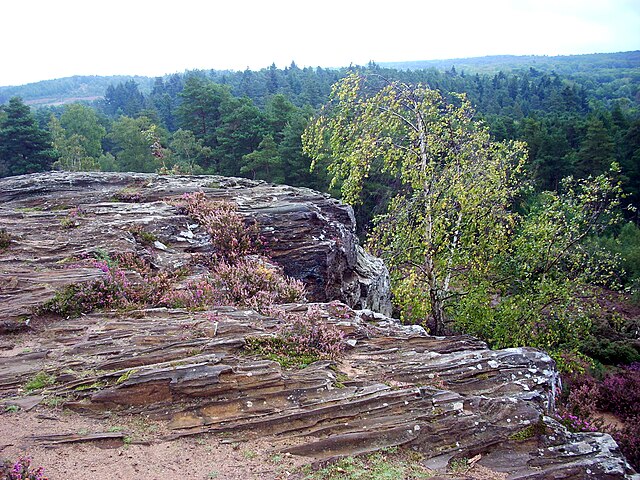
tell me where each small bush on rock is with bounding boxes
[302,447,429,479]
[555,410,599,433]
[38,252,183,316]
[129,225,157,245]
[246,305,345,368]
[212,257,306,310]
[39,260,131,316]
[159,276,221,309]
[24,371,56,392]
[112,186,142,203]
[59,206,85,229]
[175,192,259,262]
[160,257,306,312]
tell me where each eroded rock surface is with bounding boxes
[0,172,636,479]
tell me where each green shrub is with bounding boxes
[24,371,55,392]
[303,448,430,479]
[129,225,157,245]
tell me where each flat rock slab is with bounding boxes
[26,431,129,445]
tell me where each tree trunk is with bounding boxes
[429,287,446,336]
[425,253,446,335]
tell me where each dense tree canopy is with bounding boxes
[59,103,106,159]
[107,116,167,172]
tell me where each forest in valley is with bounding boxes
[1,51,640,467]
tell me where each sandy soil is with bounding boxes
[0,407,511,480]
[0,408,309,480]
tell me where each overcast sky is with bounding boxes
[1,0,639,87]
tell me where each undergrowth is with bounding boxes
[0,457,48,480]
[37,252,179,316]
[129,225,157,245]
[174,191,259,262]
[558,362,640,469]
[112,186,143,203]
[24,371,56,392]
[159,257,306,312]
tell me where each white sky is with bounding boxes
[1,0,639,86]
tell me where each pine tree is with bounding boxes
[0,97,55,177]
[240,134,284,183]
[578,116,615,177]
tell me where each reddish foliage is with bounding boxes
[160,257,306,312]
[598,364,640,421]
[610,416,640,470]
[558,364,640,470]
[277,304,346,360]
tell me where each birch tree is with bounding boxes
[303,73,527,334]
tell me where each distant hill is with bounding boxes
[379,51,640,75]
[1,51,638,107]
[0,75,156,107]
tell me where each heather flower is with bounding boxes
[159,276,222,309]
[0,457,48,480]
[609,415,640,470]
[278,306,346,360]
[158,257,306,312]
[175,192,259,262]
[210,257,306,312]
[598,365,640,420]
[328,300,354,319]
[555,409,598,433]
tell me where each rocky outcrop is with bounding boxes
[0,171,391,326]
[0,172,636,478]
[1,305,636,478]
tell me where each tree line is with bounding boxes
[1,60,638,220]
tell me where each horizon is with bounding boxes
[1,49,637,90]
[1,0,638,87]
